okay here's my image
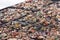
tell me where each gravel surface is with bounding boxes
[0,0,60,40]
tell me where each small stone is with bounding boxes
[8,38,17,40]
[15,23,20,28]
[36,11,42,16]
[0,13,3,17]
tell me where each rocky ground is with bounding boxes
[0,0,60,40]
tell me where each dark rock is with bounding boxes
[51,0,60,1]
